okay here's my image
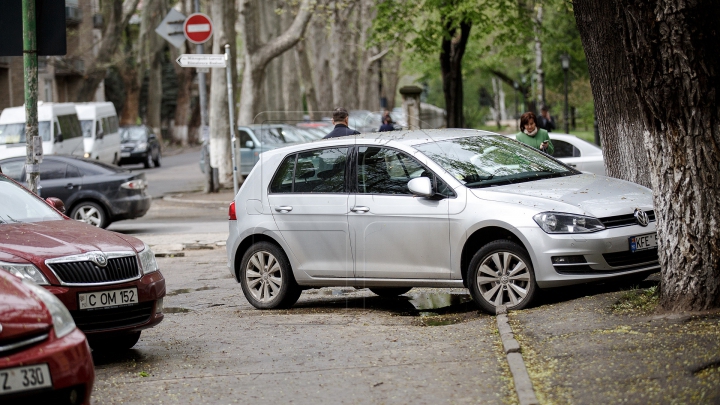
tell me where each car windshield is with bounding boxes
[0,122,52,144]
[80,120,93,138]
[120,127,147,142]
[415,135,576,188]
[0,176,63,223]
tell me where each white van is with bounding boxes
[0,103,84,160]
[76,102,121,164]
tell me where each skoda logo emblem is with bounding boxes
[89,252,108,267]
[634,208,649,227]
[0,323,3,335]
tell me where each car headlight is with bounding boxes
[136,142,148,152]
[138,243,159,274]
[533,212,605,234]
[0,261,50,285]
[22,279,76,339]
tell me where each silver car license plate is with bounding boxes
[78,287,138,310]
[0,364,52,396]
[629,233,657,252]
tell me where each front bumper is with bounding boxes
[118,150,149,165]
[519,223,660,288]
[45,271,166,336]
[0,328,94,404]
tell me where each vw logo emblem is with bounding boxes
[89,252,108,267]
[634,208,649,227]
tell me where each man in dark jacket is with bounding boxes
[323,107,361,139]
[537,106,556,132]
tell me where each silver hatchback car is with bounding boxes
[227,129,658,313]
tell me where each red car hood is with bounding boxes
[0,219,145,264]
[0,272,52,341]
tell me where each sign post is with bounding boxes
[22,0,39,194]
[190,2,212,193]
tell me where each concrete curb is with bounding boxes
[163,195,232,206]
[496,305,539,405]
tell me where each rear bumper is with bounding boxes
[0,328,94,404]
[109,193,151,220]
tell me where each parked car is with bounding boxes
[0,155,151,229]
[510,133,605,175]
[0,103,84,160]
[235,124,311,176]
[0,271,94,404]
[227,129,658,313]
[0,173,165,349]
[76,102,122,165]
[118,126,162,168]
[296,122,334,135]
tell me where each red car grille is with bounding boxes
[70,301,154,332]
[48,256,139,284]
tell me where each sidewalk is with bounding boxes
[162,189,235,206]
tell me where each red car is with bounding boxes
[0,271,94,404]
[0,173,165,350]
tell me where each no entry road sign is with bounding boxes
[184,13,213,44]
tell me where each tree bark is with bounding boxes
[76,0,141,101]
[238,0,315,125]
[439,19,471,128]
[534,3,545,110]
[170,0,193,145]
[119,66,140,125]
[613,0,720,311]
[574,0,651,187]
[308,17,334,115]
[330,0,360,110]
[296,39,319,120]
[281,5,303,119]
[146,0,166,142]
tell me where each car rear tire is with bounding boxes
[89,331,141,351]
[71,201,109,228]
[369,287,412,297]
[239,242,301,309]
[153,151,161,167]
[468,240,537,314]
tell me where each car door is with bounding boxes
[36,158,71,200]
[551,139,582,169]
[348,146,451,279]
[267,147,353,278]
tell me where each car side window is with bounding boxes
[66,164,82,178]
[357,147,427,195]
[0,159,26,181]
[39,160,67,180]
[270,154,296,193]
[239,130,253,146]
[552,140,581,158]
[57,114,82,139]
[293,148,348,193]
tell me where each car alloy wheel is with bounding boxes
[468,240,537,313]
[239,242,301,309]
[71,202,108,228]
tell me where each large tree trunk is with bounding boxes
[358,0,379,112]
[614,0,720,311]
[574,0,651,187]
[308,17,334,115]
[439,19,471,128]
[237,0,314,125]
[209,0,237,186]
[119,64,140,125]
[330,0,360,110]
[146,0,166,143]
[382,44,403,110]
[77,0,141,101]
[170,0,193,145]
[296,39,319,120]
[534,3,545,110]
[281,5,302,119]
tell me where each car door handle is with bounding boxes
[66,183,75,189]
[567,164,577,168]
[351,206,370,213]
[274,206,293,212]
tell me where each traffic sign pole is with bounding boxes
[225,44,239,196]
[22,0,39,194]
[192,0,213,193]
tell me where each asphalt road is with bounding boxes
[121,147,207,198]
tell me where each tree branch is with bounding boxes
[251,0,314,69]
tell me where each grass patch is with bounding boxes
[611,286,659,314]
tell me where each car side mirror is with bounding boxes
[408,177,433,198]
[55,133,63,143]
[46,197,66,214]
[245,140,255,149]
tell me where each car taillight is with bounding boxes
[121,179,147,190]
[229,201,236,220]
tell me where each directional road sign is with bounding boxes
[176,54,226,68]
[155,8,187,49]
[184,13,213,44]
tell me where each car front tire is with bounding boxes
[153,150,161,167]
[143,153,152,169]
[70,201,109,228]
[239,242,301,309]
[468,240,537,314]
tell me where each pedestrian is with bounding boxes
[536,106,556,132]
[516,111,554,154]
[323,107,361,139]
[378,115,395,132]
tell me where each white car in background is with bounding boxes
[76,102,121,164]
[511,133,605,175]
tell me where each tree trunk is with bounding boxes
[358,0,379,111]
[491,77,502,129]
[119,64,140,125]
[574,0,651,187]
[170,0,193,146]
[238,0,314,125]
[76,0,141,101]
[281,5,302,120]
[146,0,166,143]
[209,0,237,186]
[534,3,545,110]
[439,20,471,128]
[613,0,720,311]
[308,17,334,115]
[330,0,360,110]
[296,39,319,120]
[382,44,403,110]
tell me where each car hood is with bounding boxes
[471,174,653,218]
[0,219,145,264]
[0,272,52,341]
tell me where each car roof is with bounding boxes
[75,102,117,119]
